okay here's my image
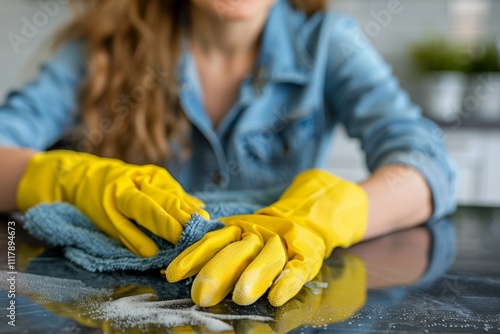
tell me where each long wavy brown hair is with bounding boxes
[56,0,326,165]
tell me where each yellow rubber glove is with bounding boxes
[166,169,369,307]
[16,150,210,257]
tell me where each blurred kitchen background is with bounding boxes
[0,0,499,206]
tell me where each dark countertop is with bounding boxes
[1,207,499,333]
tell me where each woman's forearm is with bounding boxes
[0,147,37,212]
[359,165,433,241]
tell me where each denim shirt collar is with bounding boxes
[255,0,313,84]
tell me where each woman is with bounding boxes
[0,0,456,307]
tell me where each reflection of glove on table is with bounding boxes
[17,150,210,257]
[269,253,367,333]
[167,170,369,307]
[20,186,284,272]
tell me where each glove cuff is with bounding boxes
[257,169,369,257]
[16,150,97,211]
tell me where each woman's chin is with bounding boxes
[192,1,277,21]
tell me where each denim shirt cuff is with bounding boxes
[376,151,457,222]
[0,137,19,148]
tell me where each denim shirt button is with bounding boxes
[212,171,222,186]
[253,68,267,95]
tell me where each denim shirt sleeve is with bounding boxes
[324,16,457,220]
[0,41,85,150]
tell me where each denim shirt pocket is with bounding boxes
[237,109,322,187]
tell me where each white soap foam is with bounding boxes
[91,293,273,332]
[0,270,112,303]
[1,270,272,332]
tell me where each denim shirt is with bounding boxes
[0,0,456,219]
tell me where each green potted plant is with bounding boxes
[410,36,470,122]
[465,41,500,121]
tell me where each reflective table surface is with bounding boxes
[1,206,499,333]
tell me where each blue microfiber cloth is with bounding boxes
[21,187,285,273]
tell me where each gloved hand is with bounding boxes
[16,150,209,257]
[165,169,369,307]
